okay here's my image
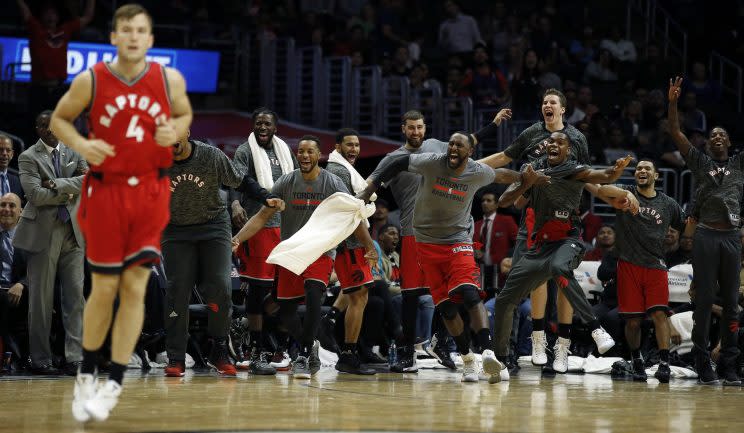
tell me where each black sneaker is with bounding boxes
[424,335,456,370]
[632,358,647,382]
[654,363,671,384]
[390,345,418,373]
[336,351,376,375]
[717,361,741,386]
[308,341,321,376]
[249,349,277,375]
[358,345,387,365]
[695,353,719,385]
[317,316,340,354]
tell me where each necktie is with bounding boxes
[51,149,71,223]
[0,173,8,195]
[0,230,13,279]
[481,217,491,265]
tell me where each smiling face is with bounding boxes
[707,127,731,159]
[0,136,13,171]
[297,140,320,173]
[402,118,426,149]
[542,93,565,125]
[546,132,570,165]
[0,193,21,229]
[253,113,277,148]
[634,160,658,188]
[336,135,360,165]
[447,133,473,169]
[111,13,154,64]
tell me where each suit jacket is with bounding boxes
[473,213,518,266]
[13,140,87,253]
[5,169,24,202]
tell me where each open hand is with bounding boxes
[493,108,512,126]
[231,237,241,254]
[231,203,248,228]
[668,76,683,104]
[613,155,634,172]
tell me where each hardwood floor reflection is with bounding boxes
[1,366,742,432]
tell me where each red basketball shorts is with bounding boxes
[400,235,428,291]
[78,171,170,274]
[276,255,334,300]
[415,242,482,305]
[617,259,670,316]
[335,247,374,293]
[235,227,281,281]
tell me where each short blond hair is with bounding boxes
[112,3,153,32]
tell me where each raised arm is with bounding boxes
[667,76,692,156]
[358,154,410,201]
[471,108,511,146]
[15,0,31,22]
[574,155,633,184]
[50,72,116,165]
[80,0,96,28]
[477,151,513,169]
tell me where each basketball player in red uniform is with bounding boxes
[50,4,192,423]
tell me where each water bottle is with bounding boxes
[388,341,397,368]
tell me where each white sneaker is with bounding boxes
[591,327,615,354]
[72,372,97,422]
[481,349,504,383]
[451,352,463,368]
[531,330,548,365]
[499,367,510,382]
[460,352,479,382]
[269,351,291,370]
[84,380,122,422]
[553,337,571,373]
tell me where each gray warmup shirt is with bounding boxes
[369,139,448,236]
[505,122,590,240]
[271,169,350,257]
[614,185,685,270]
[683,146,744,227]
[326,161,363,250]
[168,141,243,226]
[232,141,298,228]
[528,160,588,235]
[408,153,497,244]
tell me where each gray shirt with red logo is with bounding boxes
[408,153,496,244]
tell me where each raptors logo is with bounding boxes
[351,270,365,284]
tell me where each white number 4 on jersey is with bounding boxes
[126,115,144,142]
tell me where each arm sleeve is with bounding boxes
[270,174,288,200]
[215,147,244,188]
[670,200,687,232]
[574,131,591,165]
[682,145,706,171]
[504,129,528,160]
[370,154,412,187]
[232,145,253,177]
[408,153,441,175]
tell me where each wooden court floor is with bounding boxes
[1,365,743,433]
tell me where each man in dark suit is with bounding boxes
[1,192,29,370]
[473,192,518,293]
[13,111,87,375]
[0,134,24,202]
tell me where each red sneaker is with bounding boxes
[209,340,237,376]
[165,360,185,377]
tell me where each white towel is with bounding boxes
[248,132,294,189]
[669,311,694,355]
[328,149,377,202]
[267,192,376,274]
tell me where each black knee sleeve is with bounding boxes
[438,300,459,320]
[460,285,481,309]
[244,279,270,315]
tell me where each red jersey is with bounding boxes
[26,17,81,82]
[88,61,172,175]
